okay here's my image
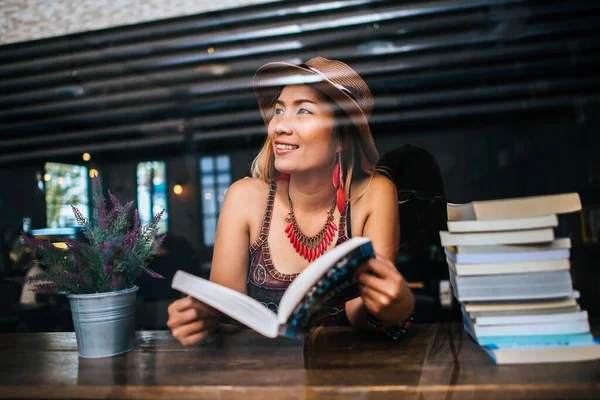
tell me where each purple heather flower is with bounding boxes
[71,205,88,227]
[133,209,141,230]
[144,267,164,279]
[22,235,54,251]
[154,234,166,248]
[123,227,140,251]
[67,273,83,282]
[152,210,165,225]
[123,200,134,215]
[103,265,112,275]
[108,190,122,210]
[149,227,160,243]
[110,275,123,289]
[141,209,165,237]
[33,283,58,294]
[93,178,109,229]
[63,238,86,269]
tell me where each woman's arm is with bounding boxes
[208,178,260,291]
[168,178,264,344]
[345,174,415,328]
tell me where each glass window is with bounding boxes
[44,162,89,228]
[200,155,232,246]
[136,161,168,235]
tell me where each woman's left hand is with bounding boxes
[356,254,411,325]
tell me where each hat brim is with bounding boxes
[253,62,379,165]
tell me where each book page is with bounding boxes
[277,237,372,324]
[171,271,279,338]
[452,238,572,254]
[447,214,558,233]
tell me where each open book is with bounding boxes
[171,237,374,339]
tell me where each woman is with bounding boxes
[168,57,415,345]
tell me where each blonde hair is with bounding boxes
[250,89,376,200]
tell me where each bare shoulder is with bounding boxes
[354,173,398,205]
[224,177,271,209]
[349,173,399,238]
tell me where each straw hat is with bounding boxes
[253,57,379,165]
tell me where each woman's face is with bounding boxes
[268,84,337,175]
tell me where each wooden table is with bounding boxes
[0,323,599,399]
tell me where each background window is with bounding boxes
[136,161,168,235]
[200,155,231,246]
[44,162,89,228]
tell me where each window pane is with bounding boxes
[153,193,168,235]
[202,175,215,186]
[199,155,231,246]
[200,157,214,173]
[216,173,230,185]
[45,162,89,228]
[137,187,151,225]
[216,156,230,171]
[203,217,217,246]
[152,162,166,189]
[153,194,167,214]
[202,190,216,215]
[137,162,152,225]
[137,162,151,186]
[217,185,228,210]
[137,161,168,233]
[157,218,168,236]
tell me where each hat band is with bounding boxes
[297,63,358,102]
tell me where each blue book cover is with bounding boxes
[481,333,595,349]
[284,239,375,337]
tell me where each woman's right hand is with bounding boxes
[167,296,222,346]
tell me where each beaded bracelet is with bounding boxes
[366,313,414,340]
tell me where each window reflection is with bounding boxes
[44,162,89,228]
[136,161,168,234]
[200,155,231,246]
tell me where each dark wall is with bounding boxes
[0,164,46,230]
[376,114,599,204]
[1,0,599,165]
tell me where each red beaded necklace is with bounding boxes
[284,193,338,262]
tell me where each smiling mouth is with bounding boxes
[276,144,299,150]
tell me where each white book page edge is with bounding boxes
[484,344,600,364]
[475,310,588,326]
[447,257,570,276]
[447,214,558,233]
[445,248,570,264]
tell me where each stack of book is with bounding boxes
[440,193,600,364]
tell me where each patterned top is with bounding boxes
[246,180,350,314]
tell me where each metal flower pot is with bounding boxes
[67,286,138,358]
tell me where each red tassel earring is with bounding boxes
[333,151,345,213]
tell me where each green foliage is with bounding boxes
[23,176,165,294]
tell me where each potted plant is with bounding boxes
[18,176,165,358]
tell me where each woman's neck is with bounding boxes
[287,169,337,213]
